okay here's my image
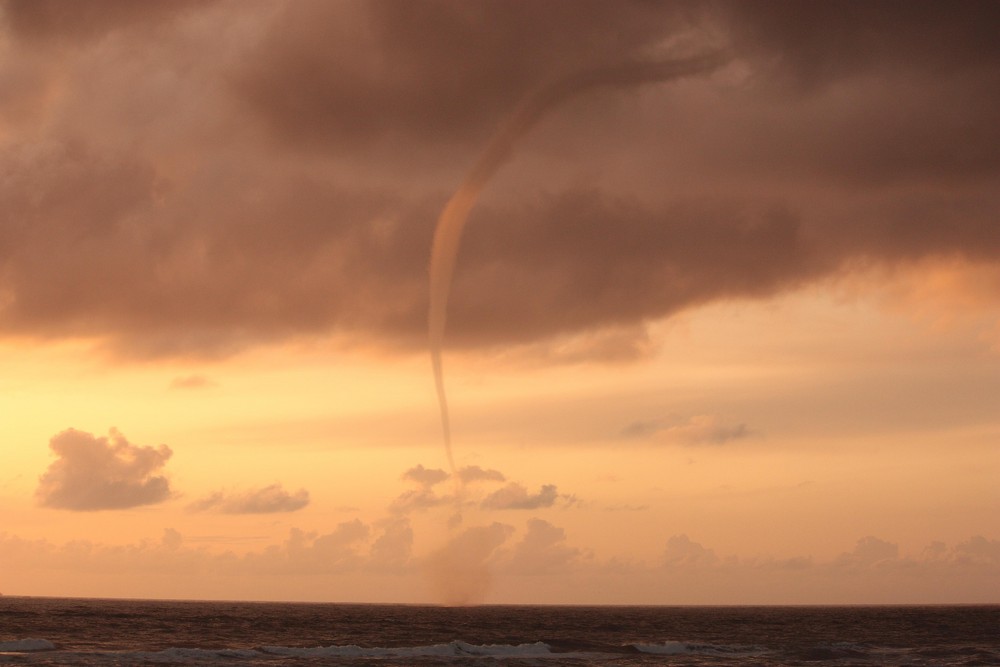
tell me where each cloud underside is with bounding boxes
[1,1,998,357]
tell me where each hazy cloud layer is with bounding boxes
[369,518,414,572]
[835,535,900,568]
[457,465,506,484]
[169,375,217,390]
[2,526,997,603]
[481,483,562,511]
[1,2,998,357]
[35,428,173,510]
[189,484,310,514]
[622,414,754,445]
[424,522,514,606]
[401,464,450,488]
[663,534,719,567]
[506,518,583,575]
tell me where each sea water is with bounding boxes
[1,597,998,665]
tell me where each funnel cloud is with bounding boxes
[428,51,732,473]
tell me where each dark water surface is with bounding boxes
[1,597,998,665]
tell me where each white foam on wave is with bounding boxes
[632,641,691,655]
[634,641,769,658]
[262,640,553,659]
[0,638,57,652]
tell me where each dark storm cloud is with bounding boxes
[0,1,998,358]
[2,0,210,44]
[720,0,1000,87]
[36,428,173,511]
[237,0,698,151]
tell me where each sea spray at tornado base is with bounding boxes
[427,50,732,476]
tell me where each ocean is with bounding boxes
[1,597,998,665]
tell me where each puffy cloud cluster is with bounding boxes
[389,464,573,514]
[34,428,312,516]
[35,428,173,510]
[0,2,997,358]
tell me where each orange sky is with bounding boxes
[1,0,998,604]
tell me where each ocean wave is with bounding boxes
[0,641,558,664]
[633,640,766,658]
[0,639,767,663]
[0,639,56,652]
[133,647,262,661]
[631,641,690,655]
[261,640,554,658]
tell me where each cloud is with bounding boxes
[663,534,718,567]
[169,374,216,390]
[389,464,567,514]
[0,3,998,358]
[504,518,582,575]
[3,0,211,45]
[2,528,999,603]
[388,488,452,515]
[834,535,900,568]
[457,465,506,484]
[368,518,414,571]
[235,1,697,152]
[390,465,455,514]
[424,522,514,606]
[35,428,173,510]
[481,483,562,511]
[623,414,754,445]
[721,0,1000,88]
[952,535,1000,565]
[604,504,650,512]
[401,464,449,488]
[188,484,310,514]
[241,520,371,575]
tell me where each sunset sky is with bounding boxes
[1,0,998,604]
